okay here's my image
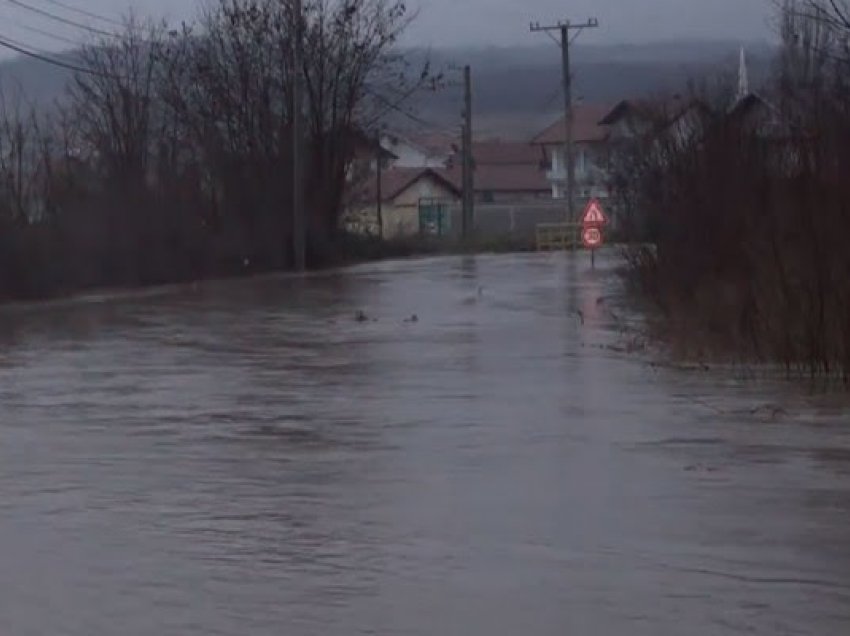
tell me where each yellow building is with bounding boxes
[348,167,461,239]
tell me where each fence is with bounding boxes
[347,197,618,246]
[445,202,572,240]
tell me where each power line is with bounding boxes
[6,0,118,39]
[38,0,123,27]
[376,103,457,137]
[0,31,106,75]
[12,19,82,47]
[363,85,457,135]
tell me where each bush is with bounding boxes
[618,1,850,380]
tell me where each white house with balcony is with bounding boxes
[531,104,613,201]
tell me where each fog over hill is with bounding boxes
[0,39,774,139]
[405,40,775,139]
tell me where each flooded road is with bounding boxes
[0,252,849,635]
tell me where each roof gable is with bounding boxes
[443,163,549,193]
[532,103,612,145]
[377,167,461,202]
[599,100,651,125]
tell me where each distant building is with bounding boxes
[728,93,784,136]
[602,97,711,153]
[727,48,784,142]
[381,133,457,169]
[446,140,550,202]
[346,166,461,238]
[598,99,659,142]
[531,104,612,201]
[345,129,398,184]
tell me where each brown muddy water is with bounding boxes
[0,252,848,636]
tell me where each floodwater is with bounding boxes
[0,252,849,636]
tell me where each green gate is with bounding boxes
[418,198,452,237]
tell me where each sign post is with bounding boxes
[580,199,608,268]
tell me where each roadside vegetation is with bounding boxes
[616,0,850,380]
[0,0,435,301]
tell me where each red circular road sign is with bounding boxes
[582,226,603,248]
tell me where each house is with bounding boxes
[728,92,804,176]
[446,140,550,202]
[468,140,546,167]
[381,132,457,168]
[531,103,612,200]
[346,166,461,238]
[345,129,398,185]
[472,163,551,202]
[728,93,786,138]
[724,48,793,145]
[599,99,661,141]
[601,96,712,158]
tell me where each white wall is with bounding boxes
[546,143,607,200]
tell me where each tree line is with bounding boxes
[0,0,430,299]
[616,0,850,379]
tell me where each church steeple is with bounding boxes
[737,46,750,101]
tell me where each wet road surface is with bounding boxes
[0,252,849,635]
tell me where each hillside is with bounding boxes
[406,41,775,139]
[0,40,774,138]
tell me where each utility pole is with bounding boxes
[375,130,383,239]
[461,64,474,239]
[531,18,599,225]
[292,0,306,271]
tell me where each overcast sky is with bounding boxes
[0,0,776,57]
[406,0,775,46]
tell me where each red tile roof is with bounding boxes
[444,164,549,194]
[355,162,549,203]
[599,96,708,127]
[532,103,613,145]
[357,167,461,203]
[471,140,546,166]
[598,99,656,125]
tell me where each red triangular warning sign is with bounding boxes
[581,199,608,226]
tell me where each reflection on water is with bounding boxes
[0,251,849,636]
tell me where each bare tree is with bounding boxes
[159,0,431,262]
[68,16,168,187]
[618,1,850,378]
[0,0,431,299]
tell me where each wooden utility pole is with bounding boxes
[531,18,598,224]
[461,64,474,238]
[292,0,306,271]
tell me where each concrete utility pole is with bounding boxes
[461,65,474,239]
[375,130,384,239]
[292,0,306,271]
[530,18,599,224]
[736,46,750,102]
